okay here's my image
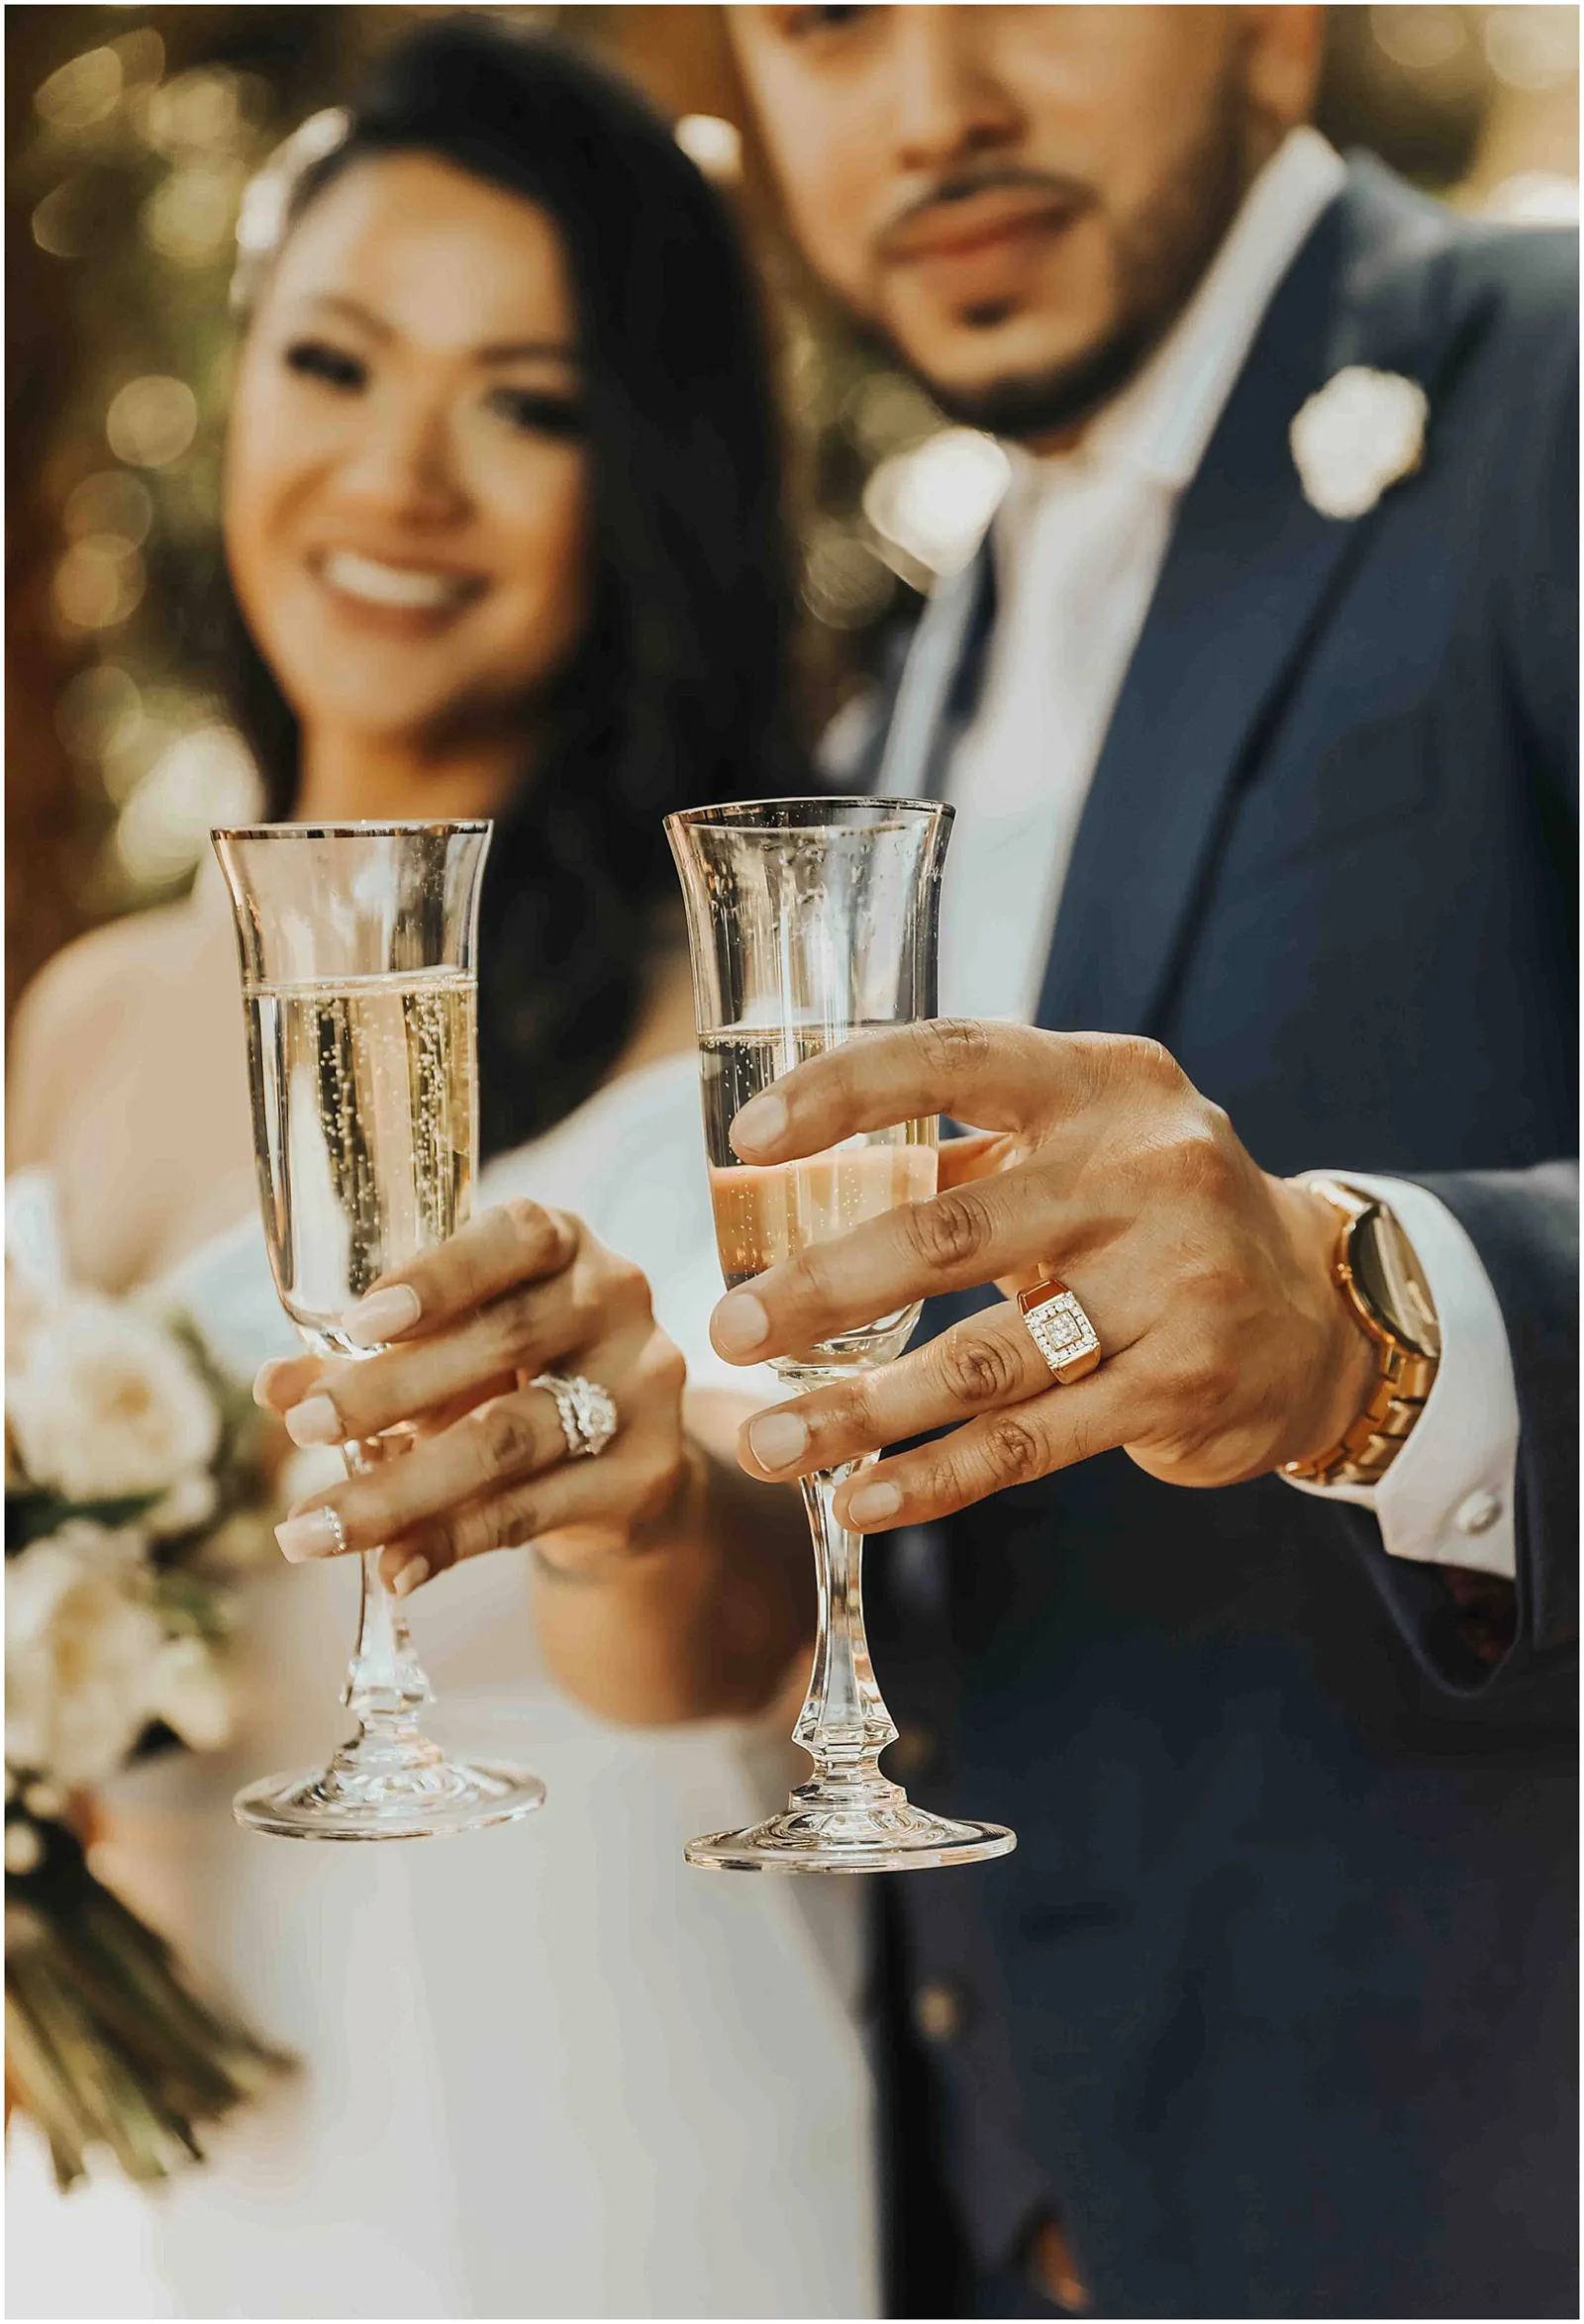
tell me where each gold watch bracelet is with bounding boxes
[1282,1184,1438,1488]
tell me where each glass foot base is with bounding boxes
[234,1738,545,1842]
[686,1795,1015,1875]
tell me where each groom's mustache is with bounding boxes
[875,165,1096,264]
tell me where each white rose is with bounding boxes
[148,1634,233,1754]
[9,1298,220,1501]
[148,1470,219,1538]
[201,1507,276,1572]
[4,1522,166,1788]
[4,1252,53,1382]
[1289,366,1429,521]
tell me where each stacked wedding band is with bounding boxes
[534,1372,619,1460]
[1018,1278,1103,1384]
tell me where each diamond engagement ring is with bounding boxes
[533,1373,619,1460]
[1018,1277,1103,1384]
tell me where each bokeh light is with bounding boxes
[63,472,154,549]
[1483,6,1580,91]
[842,373,943,463]
[863,430,1013,583]
[53,536,147,632]
[802,524,894,631]
[105,375,199,467]
[1483,170,1582,223]
[34,47,124,133]
[142,160,246,264]
[53,665,145,768]
[114,725,261,885]
[674,114,742,182]
[144,68,248,158]
[31,182,85,259]
[1370,7,1469,73]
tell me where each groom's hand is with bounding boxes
[711,1022,1376,1533]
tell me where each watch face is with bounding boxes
[1353,1206,1441,1360]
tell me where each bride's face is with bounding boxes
[225,152,590,746]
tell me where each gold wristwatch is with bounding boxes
[1282,1179,1441,1489]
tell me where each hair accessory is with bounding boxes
[231,107,352,314]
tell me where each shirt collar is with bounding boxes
[1002,126,1347,515]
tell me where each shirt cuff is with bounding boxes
[1279,1172,1519,1581]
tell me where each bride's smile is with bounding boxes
[312,545,489,620]
[225,149,590,755]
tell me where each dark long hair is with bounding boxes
[223,19,799,1157]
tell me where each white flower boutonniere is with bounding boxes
[1290,366,1429,521]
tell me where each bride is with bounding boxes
[6,24,872,2319]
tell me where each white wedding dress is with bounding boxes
[6,1056,876,2321]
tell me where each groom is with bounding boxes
[718,7,1577,2317]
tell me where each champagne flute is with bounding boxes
[211,822,545,1841]
[666,799,1015,1873]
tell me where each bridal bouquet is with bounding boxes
[5,1218,291,2190]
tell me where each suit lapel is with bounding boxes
[1034,162,1461,1037]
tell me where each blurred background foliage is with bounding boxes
[7,5,1579,1017]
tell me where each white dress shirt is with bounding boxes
[922,129,1518,1581]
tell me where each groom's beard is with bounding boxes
[878,77,1259,447]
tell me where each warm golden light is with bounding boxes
[105,375,198,467]
[53,536,146,631]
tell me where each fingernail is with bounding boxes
[846,1482,902,1527]
[283,1394,342,1448]
[346,1285,422,1349]
[732,1091,787,1155]
[747,1410,808,1472]
[274,1508,345,1562]
[713,1291,770,1357]
[253,1358,293,1409]
[391,1555,430,1598]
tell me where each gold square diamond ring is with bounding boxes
[1018,1278,1103,1385]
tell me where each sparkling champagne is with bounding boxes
[699,1026,938,1372]
[244,968,476,1353]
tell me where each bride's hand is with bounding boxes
[252,1201,693,1596]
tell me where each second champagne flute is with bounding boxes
[667,798,1015,1873]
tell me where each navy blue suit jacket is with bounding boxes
[864,159,1578,2319]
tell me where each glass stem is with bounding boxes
[792,1452,900,1796]
[340,1438,432,1744]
